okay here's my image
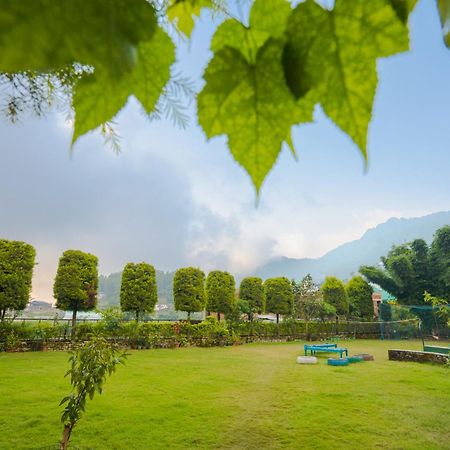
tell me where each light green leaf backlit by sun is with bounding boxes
[198,40,301,192]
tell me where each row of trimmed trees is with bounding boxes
[0,241,374,326]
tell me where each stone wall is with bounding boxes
[388,349,448,365]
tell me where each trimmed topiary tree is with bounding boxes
[120,262,158,321]
[264,277,294,323]
[322,276,349,318]
[239,277,264,320]
[54,250,98,330]
[173,267,205,321]
[206,270,235,321]
[346,275,374,320]
[0,239,36,321]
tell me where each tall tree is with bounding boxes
[346,276,374,320]
[120,262,158,321]
[205,270,235,321]
[239,277,264,320]
[0,239,36,320]
[321,276,349,318]
[360,227,450,329]
[429,225,450,299]
[53,250,98,329]
[264,277,294,323]
[173,267,205,321]
[292,274,323,321]
[360,228,450,305]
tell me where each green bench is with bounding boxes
[304,344,348,358]
[423,345,449,355]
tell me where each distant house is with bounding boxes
[371,288,396,318]
[62,311,102,321]
[26,300,54,312]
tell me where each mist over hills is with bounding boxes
[98,211,450,306]
[253,211,450,282]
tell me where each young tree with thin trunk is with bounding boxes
[206,270,235,321]
[264,277,294,323]
[59,337,127,450]
[0,239,36,321]
[53,250,98,331]
[120,262,157,321]
[173,267,205,321]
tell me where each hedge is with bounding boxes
[0,318,421,352]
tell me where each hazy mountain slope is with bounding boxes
[254,211,450,281]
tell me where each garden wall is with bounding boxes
[0,319,422,352]
[388,349,448,365]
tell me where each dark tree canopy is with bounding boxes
[321,276,349,317]
[173,267,206,320]
[264,277,294,321]
[346,276,374,320]
[0,239,36,320]
[360,227,450,330]
[239,277,264,316]
[53,250,98,327]
[360,227,450,305]
[2,0,447,192]
[120,262,158,321]
[205,270,235,316]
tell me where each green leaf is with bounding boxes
[72,73,130,144]
[284,0,413,161]
[212,0,291,63]
[132,28,176,113]
[167,0,212,38]
[0,0,156,77]
[72,28,175,144]
[389,0,418,24]
[198,39,300,191]
[438,0,450,48]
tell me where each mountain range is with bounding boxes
[253,210,450,282]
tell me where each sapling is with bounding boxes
[59,337,128,449]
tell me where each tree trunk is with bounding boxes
[276,314,279,324]
[0,309,5,322]
[60,423,74,450]
[136,310,139,322]
[217,313,220,322]
[187,311,191,322]
[71,305,77,338]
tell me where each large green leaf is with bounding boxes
[167,0,212,38]
[212,0,291,63]
[0,0,156,77]
[284,0,413,161]
[73,28,175,143]
[438,0,450,48]
[198,40,300,191]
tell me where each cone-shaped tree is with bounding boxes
[346,276,374,320]
[322,276,349,317]
[120,262,158,321]
[264,277,294,323]
[206,270,235,321]
[54,250,98,330]
[239,277,264,320]
[0,239,36,321]
[173,267,205,321]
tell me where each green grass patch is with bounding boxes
[0,340,448,449]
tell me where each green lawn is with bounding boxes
[0,340,448,449]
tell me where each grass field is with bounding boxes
[0,340,449,449]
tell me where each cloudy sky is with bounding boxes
[1,0,450,301]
